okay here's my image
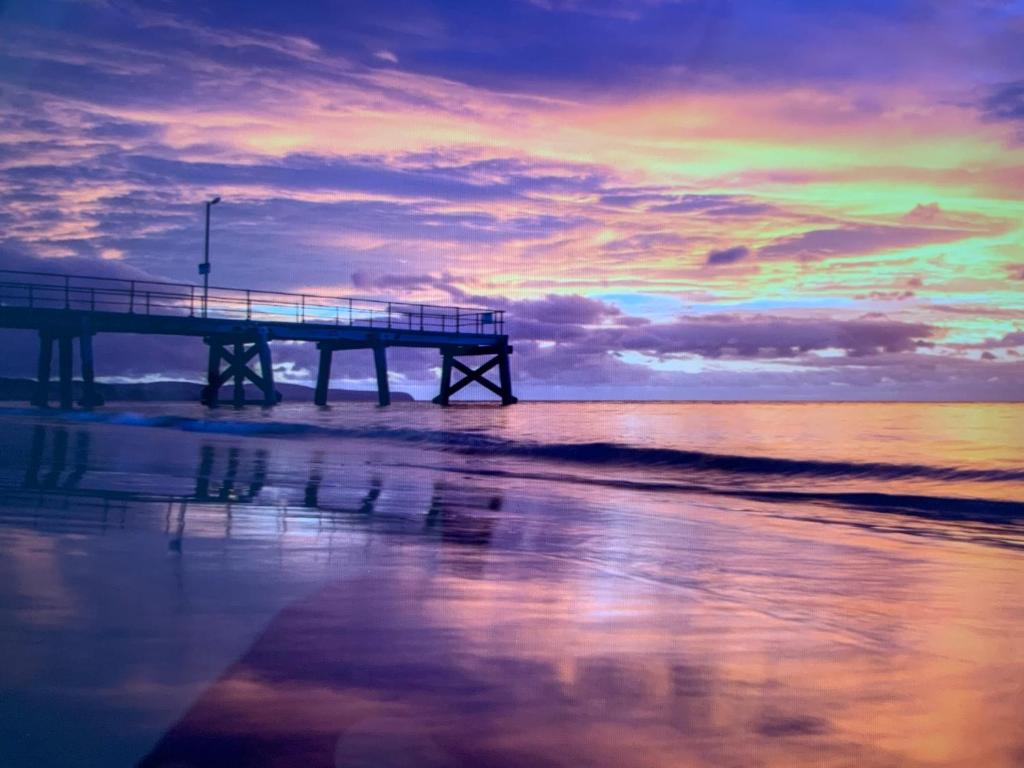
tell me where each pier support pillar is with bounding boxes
[374,345,391,407]
[232,341,245,408]
[435,351,453,406]
[312,341,390,406]
[201,331,281,408]
[78,331,101,409]
[314,345,332,406]
[203,343,221,407]
[498,342,515,407]
[432,341,517,406]
[256,331,277,407]
[30,322,104,409]
[32,332,53,407]
[58,334,73,409]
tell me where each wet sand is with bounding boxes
[0,409,1022,766]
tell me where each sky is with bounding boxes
[1,0,1023,400]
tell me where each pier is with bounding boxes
[0,269,517,409]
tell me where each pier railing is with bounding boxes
[0,269,505,335]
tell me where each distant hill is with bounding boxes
[0,378,414,404]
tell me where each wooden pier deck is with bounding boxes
[0,269,517,409]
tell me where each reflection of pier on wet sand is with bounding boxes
[7,425,499,552]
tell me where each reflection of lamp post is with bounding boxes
[200,196,221,317]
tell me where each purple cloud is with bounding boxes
[759,223,976,262]
[981,80,1024,124]
[705,246,750,266]
[505,301,935,359]
[511,294,622,325]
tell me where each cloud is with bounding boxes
[351,271,439,291]
[758,223,980,262]
[608,316,933,358]
[705,246,749,266]
[504,298,934,359]
[0,247,163,283]
[299,0,1024,97]
[855,290,914,301]
[511,294,622,325]
[978,331,1024,349]
[903,202,943,224]
[650,196,774,218]
[981,80,1024,123]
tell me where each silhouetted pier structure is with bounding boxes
[0,269,517,409]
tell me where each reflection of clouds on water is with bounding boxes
[139,558,892,767]
[334,717,450,768]
[0,415,1022,767]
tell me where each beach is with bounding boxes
[0,402,1022,767]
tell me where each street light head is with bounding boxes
[209,196,221,205]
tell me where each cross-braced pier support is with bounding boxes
[433,341,517,406]
[314,341,391,407]
[200,329,281,407]
[32,321,104,410]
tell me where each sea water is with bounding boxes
[0,402,1021,766]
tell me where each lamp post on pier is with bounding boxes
[200,196,221,317]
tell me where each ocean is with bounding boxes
[0,401,1022,767]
